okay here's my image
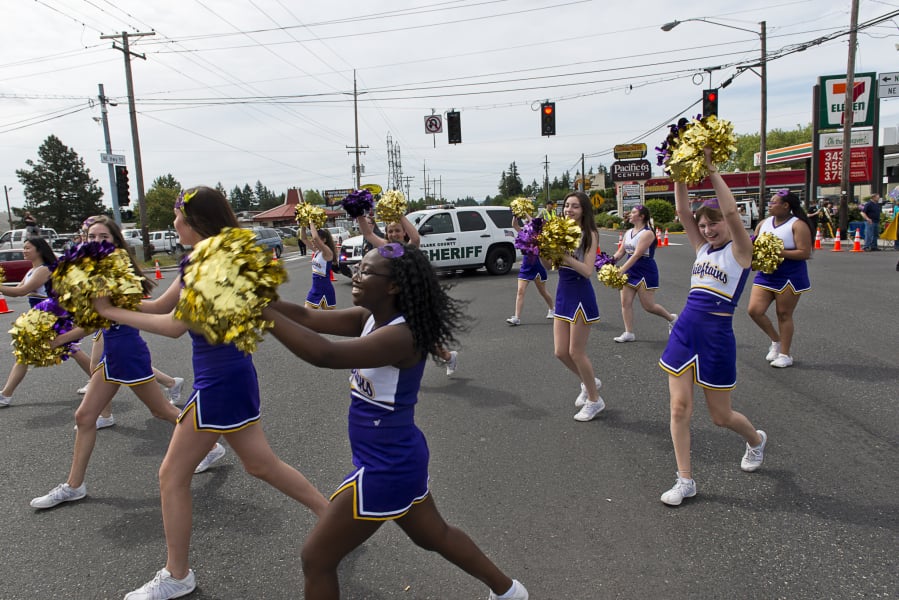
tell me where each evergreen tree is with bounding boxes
[230,185,250,213]
[498,162,524,198]
[145,174,181,230]
[303,189,324,205]
[243,184,256,210]
[15,135,104,232]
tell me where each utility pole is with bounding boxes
[543,155,550,205]
[402,176,414,202]
[3,185,13,234]
[345,71,368,189]
[97,84,122,226]
[101,30,155,260]
[838,0,860,237]
[422,162,429,200]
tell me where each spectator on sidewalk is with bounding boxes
[862,194,882,251]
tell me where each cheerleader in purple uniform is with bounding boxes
[505,215,554,326]
[658,149,767,507]
[30,216,226,513]
[0,237,94,407]
[747,189,814,368]
[610,205,677,342]
[264,243,528,600]
[301,225,337,309]
[94,188,327,599]
[552,192,604,422]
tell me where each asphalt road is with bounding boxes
[0,233,896,600]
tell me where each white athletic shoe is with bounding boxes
[574,378,603,408]
[167,377,185,405]
[614,332,636,343]
[124,568,197,600]
[765,341,781,362]
[488,578,529,600]
[573,397,605,421]
[194,443,226,474]
[660,475,697,506]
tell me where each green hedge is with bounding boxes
[595,212,623,229]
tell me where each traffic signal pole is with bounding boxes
[101,30,155,260]
[97,84,122,227]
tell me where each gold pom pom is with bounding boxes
[510,197,535,219]
[375,190,408,224]
[53,248,145,329]
[597,264,628,289]
[0,265,5,283]
[665,116,737,184]
[175,227,287,354]
[536,212,581,269]
[9,310,69,367]
[752,232,785,274]
[295,203,327,229]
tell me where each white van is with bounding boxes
[0,228,59,249]
[148,230,182,254]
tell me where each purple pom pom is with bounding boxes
[514,217,543,257]
[594,251,617,271]
[341,189,374,218]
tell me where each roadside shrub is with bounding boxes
[595,212,622,229]
[662,221,684,233]
[646,199,675,226]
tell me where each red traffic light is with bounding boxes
[706,91,717,102]
[543,104,554,115]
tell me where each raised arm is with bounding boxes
[309,225,334,261]
[704,148,752,266]
[357,215,386,248]
[675,182,703,251]
[399,215,420,248]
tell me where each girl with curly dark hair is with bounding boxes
[264,243,528,600]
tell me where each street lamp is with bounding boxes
[663,17,768,219]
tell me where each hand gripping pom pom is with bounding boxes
[375,190,408,225]
[52,242,145,330]
[657,115,737,184]
[510,197,535,219]
[752,232,785,274]
[536,211,581,269]
[175,227,287,354]
[597,264,628,289]
[341,189,374,218]
[9,298,77,367]
[295,203,328,229]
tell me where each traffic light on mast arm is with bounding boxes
[115,165,130,206]
[702,89,719,118]
[447,110,462,144]
[541,101,556,136]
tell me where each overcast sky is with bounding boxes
[2,0,898,211]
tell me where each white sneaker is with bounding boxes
[505,316,521,326]
[770,354,793,368]
[573,396,605,421]
[74,415,116,431]
[741,430,767,472]
[167,377,185,405]
[194,443,226,474]
[488,578,529,600]
[0,393,11,407]
[445,351,458,376]
[668,313,678,334]
[574,377,603,407]
[546,308,554,319]
[30,482,87,509]
[77,381,89,395]
[124,568,197,600]
[765,341,781,362]
[614,331,636,343]
[660,475,697,506]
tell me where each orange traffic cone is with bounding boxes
[850,228,863,252]
[663,229,670,247]
[271,248,278,263]
[329,267,336,282]
[0,293,12,314]
[832,228,843,252]
[814,228,822,250]
[616,230,624,250]
[656,227,662,245]
[154,259,163,280]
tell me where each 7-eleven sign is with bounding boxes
[818,73,877,128]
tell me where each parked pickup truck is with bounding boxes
[148,230,185,254]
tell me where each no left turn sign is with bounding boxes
[424,115,443,134]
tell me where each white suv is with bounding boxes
[338,206,519,276]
